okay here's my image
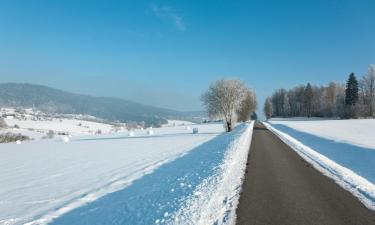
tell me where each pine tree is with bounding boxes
[345,73,359,106]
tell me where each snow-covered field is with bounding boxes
[269,118,375,149]
[0,121,253,225]
[265,118,375,210]
[163,120,194,127]
[2,117,116,139]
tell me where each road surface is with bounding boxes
[236,122,375,225]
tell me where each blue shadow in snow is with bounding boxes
[51,124,247,225]
[76,132,222,142]
[271,124,375,184]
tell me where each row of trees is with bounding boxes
[264,66,375,119]
[202,79,257,132]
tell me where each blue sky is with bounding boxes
[0,0,374,112]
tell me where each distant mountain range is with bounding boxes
[0,83,204,126]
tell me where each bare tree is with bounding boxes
[282,93,291,117]
[360,66,375,117]
[201,79,248,132]
[267,82,346,119]
[323,82,337,117]
[304,83,314,117]
[264,97,273,119]
[237,89,257,122]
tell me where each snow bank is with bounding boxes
[0,124,224,225]
[264,122,375,210]
[269,118,375,149]
[167,122,254,225]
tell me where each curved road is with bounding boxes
[236,122,375,225]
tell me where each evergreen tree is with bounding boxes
[344,73,359,118]
[345,73,359,106]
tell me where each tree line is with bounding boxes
[264,66,375,119]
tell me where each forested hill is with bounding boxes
[0,83,202,126]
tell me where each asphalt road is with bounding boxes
[236,122,375,225]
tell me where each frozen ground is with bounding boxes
[0,123,233,225]
[265,119,375,210]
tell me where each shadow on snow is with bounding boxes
[271,124,375,184]
[76,132,222,142]
[51,124,246,225]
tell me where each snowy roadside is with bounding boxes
[268,118,375,150]
[0,124,224,225]
[41,122,254,225]
[264,122,375,210]
[167,121,254,225]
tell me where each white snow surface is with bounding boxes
[269,118,375,149]
[3,117,114,139]
[0,123,224,225]
[163,120,194,127]
[166,122,254,225]
[264,121,375,210]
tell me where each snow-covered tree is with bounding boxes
[237,89,257,122]
[201,79,249,132]
[322,82,338,117]
[360,66,375,117]
[271,88,288,117]
[264,97,273,119]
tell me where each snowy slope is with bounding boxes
[269,118,375,149]
[265,119,375,210]
[0,123,225,225]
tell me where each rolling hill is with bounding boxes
[0,83,203,126]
